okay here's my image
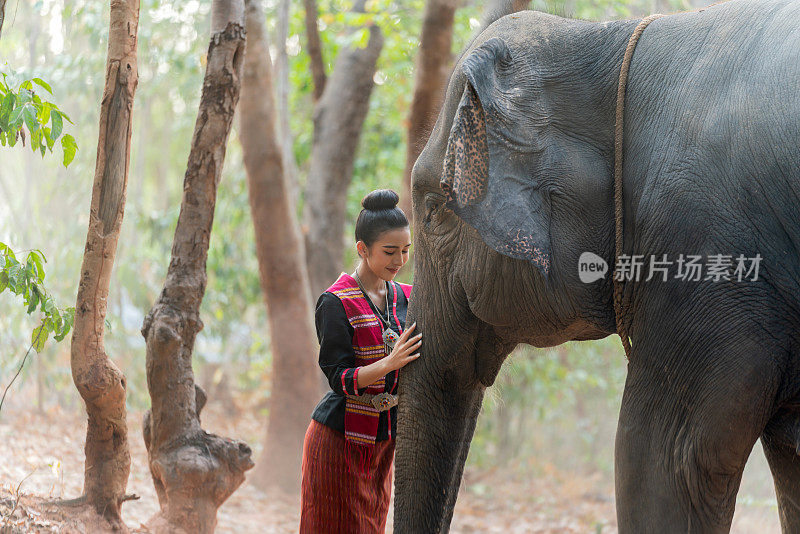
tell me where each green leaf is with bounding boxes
[8,103,26,128]
[49,305,62,329]
[7,261,23,292]
[43,295,56,315]
[39,101,51,126]
[16,89,32,104]
[50,111,62,141]
[54,308,75,342]
[24,258,37,281]
[30,248,47,264]
[23,104,39,134]
[43,127,54,149]
[31,78,53,94]
[61,134,77,167]
[31,323,50,353]
[0,93,15,125]
[0,272,7,294]
[26,286,39,313]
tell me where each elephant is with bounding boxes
[395,0,800,532]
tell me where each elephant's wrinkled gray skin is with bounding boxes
[395,1,800,532]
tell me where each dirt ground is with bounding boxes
[0,402,782,533]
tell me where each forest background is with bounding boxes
[0,0,782,531]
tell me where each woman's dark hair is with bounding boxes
[355,189,409,246]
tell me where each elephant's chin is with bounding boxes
[500,318,611,349]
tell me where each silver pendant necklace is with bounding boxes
[354,270,399,353]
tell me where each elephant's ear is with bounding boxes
[440,37,551,276]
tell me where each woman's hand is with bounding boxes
[382,322,422,373]
[354,323,422,390]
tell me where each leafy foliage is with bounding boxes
[0,242,74,352]
[0,0,671,421]
[0,69,78,166]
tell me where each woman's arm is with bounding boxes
[315,293,365,396]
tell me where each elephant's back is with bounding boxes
[624,0,800,219]
[622,0,800,312]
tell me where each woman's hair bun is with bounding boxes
[355,188,409,245]
[361,189,399,211]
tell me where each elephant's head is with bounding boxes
[396,11,634,532]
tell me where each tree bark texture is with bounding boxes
[140,3,253,532]
[68,0,139,528]
[303,0,384,299]
[238,0,321,491]
[399,0,459,221]
[302,0,326,102]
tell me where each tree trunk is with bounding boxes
[400,0,530,221]
[399,0,459,221]
[68,0,139,528]
[238,0,320,492]
[274,0,301,208]
[0,0,6,40]
[303,0,384,298]
[140,2,253,532]
[480,0,530,27]
[302,0,326,102]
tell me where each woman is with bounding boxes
[299,189,421,534]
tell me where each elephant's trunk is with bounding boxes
[394,305,486,533]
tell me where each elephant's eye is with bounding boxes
[423,196,441,226]
[422,191,457,237]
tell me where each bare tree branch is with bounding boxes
[303,0,326,101]
[303,0,384,298]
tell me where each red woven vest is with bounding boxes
[326,272,412,452]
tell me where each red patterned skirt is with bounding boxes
[300,419,395,534]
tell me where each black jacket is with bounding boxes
[310,280,408,440]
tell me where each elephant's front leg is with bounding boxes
[614,336,777,533]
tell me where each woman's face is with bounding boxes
[358,226,412,281]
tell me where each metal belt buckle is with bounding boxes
[371,392,394,411]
